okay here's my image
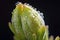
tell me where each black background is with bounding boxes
[0,0,60,40]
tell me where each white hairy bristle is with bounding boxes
[16,2,22,6]
[16,2,44,19]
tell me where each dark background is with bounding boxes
[0,0,60,40]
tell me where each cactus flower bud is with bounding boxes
[9,2,48,40]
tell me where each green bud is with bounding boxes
[9,2,48,40]
[55,36,60,40]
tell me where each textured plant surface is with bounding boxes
[9,2,60,40]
